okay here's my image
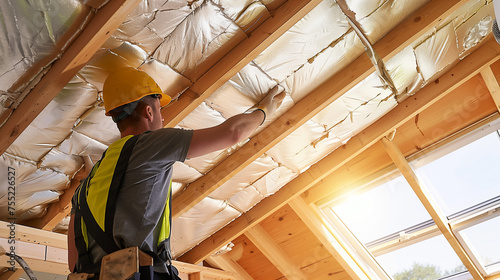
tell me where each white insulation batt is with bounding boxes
[0,0,495,259]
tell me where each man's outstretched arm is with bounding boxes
[187,86,285,158]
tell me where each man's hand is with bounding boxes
[257,85,286,120]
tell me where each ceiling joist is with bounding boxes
[245,224,308,280]
[171,0,469,219]
[288,197,368,280]
[178,37,500,264]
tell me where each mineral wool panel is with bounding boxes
[414,22,460,82]
[171,162,203,185]
[456,2,494,55]
[40,148,84,177]
[354,0,429,43]
[254,0,350,82]
[228,185,265,213]
[139,60,192,100]
[252,165,297,197]
[73,106,121,147]
[206,62,277,119]
[58,131,108,163]
[285,30,365,103]
[154,1,243,81]
[79,42,148,92]
[0,0,87,92]
[172,197,240,257]
[385,45,423,98]
[209,155,278,200]
[6,75,98,162]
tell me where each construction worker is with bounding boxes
[67,67,285,279]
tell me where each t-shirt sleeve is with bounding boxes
[132,128,193,166]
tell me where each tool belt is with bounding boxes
[68,247,154,280]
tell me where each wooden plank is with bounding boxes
[206,255,254,280]
[0,269,24,280]
[172,261,238,280]
[171,0,470,218]
[0,0,142,155]
[189,272,203,280]
[380,137,483,280]
[245,225,307,280]
[161,0,323,127]
[480,66,500,113]
[0,221,67,249]
[177,37,500,264]
[0,255,69,276]
[288,197,368,280]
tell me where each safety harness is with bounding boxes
[74,134,139,273]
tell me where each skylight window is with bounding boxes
[411,130,500,217]
[457,214,500,275]
[375,235,466,279]
[327,173,431,245]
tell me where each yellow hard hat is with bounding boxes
[102,67,171,115]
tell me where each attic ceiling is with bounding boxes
[1,0,500,279]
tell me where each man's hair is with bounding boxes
[108,95,159,132]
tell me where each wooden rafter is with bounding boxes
[206,255,254,280]
[161,0,323,127]
[171,0,469,219]
[480,66,500,113]
[288,197,368,280]
[245,225,307,280]
[177,38,500,264]
[0,268,24,280]
[380,137,483,280]
[0,0,142,155]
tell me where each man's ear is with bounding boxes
[145,105,154,121]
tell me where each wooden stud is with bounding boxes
[177,38,500,264]
[0,0,142,155]
[172,261,238,280]
[0,221,67,249]
[380,137,483,280]
[245,225,308,280]
[0,269,24,280]
[188,272,202,280]
[480,66,500,113]
[206,255,254,280]
[161,0,323,127]
[288,197,368,280]
[171,0,472,219]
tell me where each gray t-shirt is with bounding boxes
[72,127,193,273]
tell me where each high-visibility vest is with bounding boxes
[73,133,173,273]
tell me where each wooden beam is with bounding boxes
[0,221,67,249]
[0,269,24,280]
[188,272,202,280]
[380,137,483,280]
[0,237,68,275]
[172,260,238,280]
[206,255,254,280]
[161,0,323,127]
[245,225,308,280]
[480,66,500,113]
[0,0,142,155]
[288,197,368,280]
[171,0,470,218]
[177,38,500,264]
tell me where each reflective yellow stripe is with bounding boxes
[158,180,172,245]
[86,135,133,230]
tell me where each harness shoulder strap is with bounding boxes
[74,134,140,271]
